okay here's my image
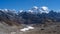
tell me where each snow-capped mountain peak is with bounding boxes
[4,9,8,12]
[41,6,48,11]
[33,6,38,10]
[39,6,49,14]
[0,9,4,11]
[19,10,23,13]
[28,10,33,13]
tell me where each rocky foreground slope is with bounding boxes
[0,22,60,34]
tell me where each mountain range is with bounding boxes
[0,6,60,26]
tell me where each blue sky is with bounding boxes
[0,0,60,11]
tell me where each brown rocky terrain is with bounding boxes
[0,22,60,34]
